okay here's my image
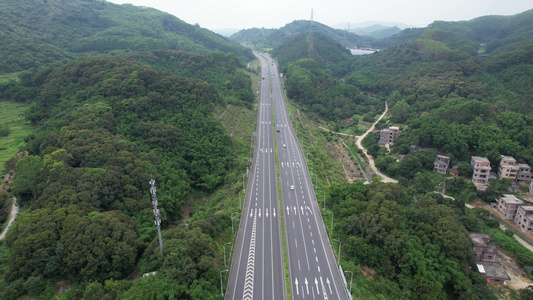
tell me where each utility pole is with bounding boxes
[149,175,164,255]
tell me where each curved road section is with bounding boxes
[225,53,286,300]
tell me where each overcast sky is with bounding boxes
[106,0,532,30]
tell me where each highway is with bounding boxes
[268,55,348,300]
[226,52,347,299]
[225,53,286,300]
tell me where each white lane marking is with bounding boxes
[266,208,269,217]
[258,208,261,218]
[286,206,290,216]
[273,208,276,217]
[315,278,320,295]
[242,214,257,300]
[327,278,332,294]
[295,278,300,295]
[305,278,309,294]
[298,260,301,271]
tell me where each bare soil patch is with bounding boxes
[327,141,362,182]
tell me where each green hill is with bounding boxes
[272,32,353,69]
[231,20,371,50]
[0,0,253,73]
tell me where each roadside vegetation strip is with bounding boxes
[339,136,370,182]
[271,97,291,300]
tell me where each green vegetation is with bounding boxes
[0,0,253,73]
[0,101,33,171]
[329,182,501,299]
[0,52,256,298]
[230,20,371,52]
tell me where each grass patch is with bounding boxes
[0,73,20,84]
[0,101,33,171]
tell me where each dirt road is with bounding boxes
[355,102,398,184]
[0,197,18,240]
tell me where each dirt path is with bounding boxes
[0,196,18,240]
[319,126,358,138]
[218,104,232,119]
[354,102,398,183]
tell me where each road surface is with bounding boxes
[225,53,286,300]
[0,197,18,240]
[355,102,398,184]
[269,54,348,300]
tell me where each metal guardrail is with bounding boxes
[339,265,353,300]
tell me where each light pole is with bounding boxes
[334,239,342,265]
[220,269,229,297]
[239,190,242,210]
[323,192,326,210]
[327,211,333,236]
[242,174,246,193]
[223,242,232,268]
[344,270,353,294]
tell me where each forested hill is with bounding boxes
[272,32,353,72]
[0,55,242,298]
[230,20,371,50]
[373,9,533,50]
[277,13,533,165]
[0,0,253,73]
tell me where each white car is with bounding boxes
[290,185,295,190]
[283,144,286,148]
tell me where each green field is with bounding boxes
[0,101,33,172]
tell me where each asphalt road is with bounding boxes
[225,53,286,300]
[226,53,347,299]
[268,56,349,300]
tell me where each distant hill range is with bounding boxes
[230,20,373,51]
[373,9,533,51]
[0,0,253,73]
[231,9,532,55]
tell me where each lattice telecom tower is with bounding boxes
[149,177,164,255]
[311,9,314,21]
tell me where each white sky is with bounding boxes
[106,0,532,30]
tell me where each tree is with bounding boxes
[61,211,141,281]
[458,162,473,177]
[390,100,410,123]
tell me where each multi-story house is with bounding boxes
[496,194,524,220]
[514,206,533,233]
[433,155,450,174]
[471,156,491,188]
[379,126,399,145]
[469,233,500,262]
[469,232,510,285]
[498,155,519,181]
[517,163,533,184]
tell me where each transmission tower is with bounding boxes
[311,9,314,21]
[149,176,164,255]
